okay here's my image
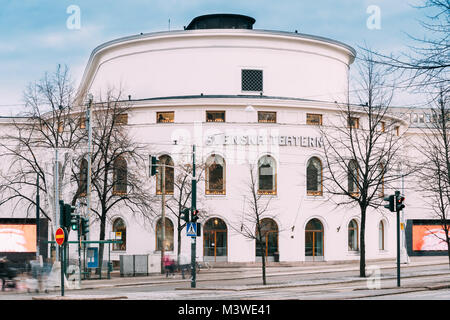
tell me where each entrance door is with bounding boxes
[256,218,279,261]
[305,218,324,261]
[203,218,227,262]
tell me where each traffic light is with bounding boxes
[396,194,405,212]
[191,209,199,222]
[81,217,89,235]
[384,195,395,212]
[181,207,190,223]
[59,200,70,229]
[65,204,78,231]
[150,156,159,176]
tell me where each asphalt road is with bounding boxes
[1,262,449,300]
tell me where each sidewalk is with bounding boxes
[24,256,450,300]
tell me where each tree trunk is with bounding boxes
[259,239,267,285]
[360,206,367,278]
[97,214,106,277]
[177,223,182,265]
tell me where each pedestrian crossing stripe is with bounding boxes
[186,222,197,237]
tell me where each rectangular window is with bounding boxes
[395,126,400,136]
[307,113,323,125]
[418,113,425,124]
[115,113,128,125]
[242,69,263,92]
[258,111,276,123]
[79,116,86,129]
[348,117,359,129]
[157,112,174,123]
[378,121,385,132]
[206,111,225,122]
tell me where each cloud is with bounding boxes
[36,24,105,49]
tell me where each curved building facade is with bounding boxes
[74,14,411,265]
[4,15,433,268]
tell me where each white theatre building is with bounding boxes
[1,14,445,268]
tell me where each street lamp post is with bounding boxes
[85,94,93,277]
[191,144,197,288]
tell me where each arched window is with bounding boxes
[112,218,126,251]
[156,218,174,251]
[348,219,359,251]
[206,154,225,195]
[156,155,174,195]
[348,160,359,195]
[79,158,88,197]
[113,157,127,195]
[258,155,276,194]
[305,218,324,260]
[307,157,323,196]
[379,221,385,250]
[255,218,279,258]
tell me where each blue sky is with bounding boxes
[0,0,433,115]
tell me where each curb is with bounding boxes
[32,295,128,300]
[173,273,450,292]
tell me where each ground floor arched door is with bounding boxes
[305,218,324,261]
[256,218,279,261]
[203,218,227,262]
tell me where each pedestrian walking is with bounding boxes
[0,257,6,291]
[179,254,190,279]
[0,257,17,291]
[164,255,175,278]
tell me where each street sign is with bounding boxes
[186,222,197,237]
[55,227,66,246]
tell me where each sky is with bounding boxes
[0,0,435,116]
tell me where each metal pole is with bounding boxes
[60,242,64,296]
[36,173,40,260]
[191,145,197,288]
[77,204,82,287]
[84,97,93,279]
[55,148,59,261]
[160,164,166,274]
[86,97,92,243]
[395,190,401,287]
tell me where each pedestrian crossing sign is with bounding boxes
[186,222,197,237]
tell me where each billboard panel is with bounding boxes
[0,224,37,253]
[412,225,449,251]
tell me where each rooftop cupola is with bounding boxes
[185,14,256,30]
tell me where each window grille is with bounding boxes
[242,69,263,92]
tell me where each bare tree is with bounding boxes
[320,50,406,277]
[0,65,84,238]
[73,89,156,274]
[415,88,450,267]
[230,164,277,285]
[366,0,449,95]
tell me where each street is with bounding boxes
[1,258,449,300]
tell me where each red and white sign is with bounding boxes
[55,227,65,246]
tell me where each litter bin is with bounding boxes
[273,252,279,262]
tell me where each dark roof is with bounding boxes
[185,14,255,30]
